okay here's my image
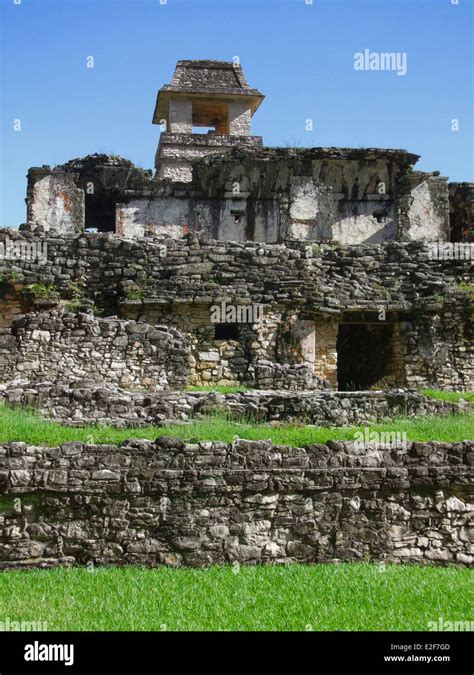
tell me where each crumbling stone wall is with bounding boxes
[155,134,262,183]
[1,310,190,391]
[251,360,329,391]
[120,303,330,389]
[1,385,463,428]
[401,308,473,391]
[0,437,471,568]
[176,147,421,244]
[120,302,256,386]
[0,285,25,381]
[26,156,153,235]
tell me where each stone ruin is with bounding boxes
[24,60,472,245]
[0,60,472,568]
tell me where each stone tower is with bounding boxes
[153,60,265,182]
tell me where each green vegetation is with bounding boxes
[1,395,471,632]
[0,404,472,447]
[90,302,103,316]
[24,283,58,300]
[0,564,470,631]
[122,278,153,303]
[125,287,145,302]
[0,270,19,283]
[64,281,87,312]
[423,389,474,404]
[66,281,84,297]
[457,282,474,298]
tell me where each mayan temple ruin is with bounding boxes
[0,60,472,569]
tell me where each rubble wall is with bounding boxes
[0,231,472,390]
[0,311,190,391]
[0,437,471,568]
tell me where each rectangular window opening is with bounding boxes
[214,323,240,341]
[192,101,229,135]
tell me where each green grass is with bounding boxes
[457,283,474,299]
[0,404,472,447]
[422,389,474,404]
[0,564,471,631]
[1,402,471,632]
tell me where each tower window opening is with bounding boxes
[192,101,229,135]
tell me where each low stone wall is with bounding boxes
[1,310,190,391]
[0,438,471,568]
[0,383,466,427]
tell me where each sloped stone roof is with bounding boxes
[164,60,262,95]
[153,60,264,124]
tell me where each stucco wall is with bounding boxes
[169,99,193,134]
[116,197,212,239]
[25,151,451,245]
[406,176,450,242]
[27,171,85,234]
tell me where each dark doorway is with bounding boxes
[337,322,402,390]
[84,189,119,233]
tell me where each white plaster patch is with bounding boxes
[407,179,449,241]
[30,174,84,233]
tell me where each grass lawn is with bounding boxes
[422,389,474,404]
[0,406,474,447]
[0,564,471,632]
[0,404,472,447]
[0,401,471,634]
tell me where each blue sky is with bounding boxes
[0,0,472,227]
